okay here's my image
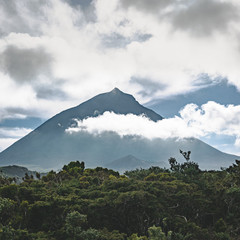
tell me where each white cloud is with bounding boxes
[66,112,193,139]
[1,101,239,153]
[0,0,240,119]
[0,138,18,152]
[0,127,32,151]
[66,102,240,148]
[235,137,240,147]
[1,0,240,157]
[0,127,32,138]
[179,101,240,137]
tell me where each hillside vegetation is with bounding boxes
[1,157,240,240]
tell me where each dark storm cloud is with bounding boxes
[120,0,239,35]
[0,46,52,83]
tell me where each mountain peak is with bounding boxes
[106,87,136,101]
[110,87,122,94]
[87,88,162,121]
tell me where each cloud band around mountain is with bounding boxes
[66,101,240,148]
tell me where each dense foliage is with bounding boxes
[1,158,240,240]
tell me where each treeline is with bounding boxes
[1,157,240,240]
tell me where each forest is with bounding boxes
[1,155,240,240]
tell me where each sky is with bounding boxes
[0,0,240,155]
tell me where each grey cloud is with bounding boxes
[65,0,97,23]
[35,84,67,100]
[120,0,239,36]
[0,0,96,36]
[0,0,48,36]
[133,33,153,42]
[0,107,38,121]
[193,73,225,88]
[102,33,152,48]
[120,0,174,13]
[130,77,167,97]
[6,107,39,117]
[170,0,239,35]
[0,0,17,15]
[66,0,94,9]
[102,33,131,48]
[0,0,28,36]
[0,46,52,83]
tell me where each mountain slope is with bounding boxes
[105,155,165,172]
[0,88,238,171]
[0,165,37,180]
[38,87,162,132]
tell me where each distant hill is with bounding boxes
[0,165,39,181]
[105,155,165,172]
[0,88,238,171]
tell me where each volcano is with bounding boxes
[0,88,237,171]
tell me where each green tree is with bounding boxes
[0,225,15,240]
[214,218,227,233]
[0,197,15,226]
[148,225,172,240]
[65,211,86,239]
[65,211,100,240]
[128,233,147,240]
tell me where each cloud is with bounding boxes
[0,108,29,122]
[66,112,191,139]
[170,0,239,36]
[101,32,152,48]
[0,0,48,36]
[120,0,174,13]
[0,45,52,83]
[35,84,67,100]
[130,77,167,97]
[179,101,240,137]
[66,102,240,147]
[0,127,32,139]
[0,0,240,123]
[0,138,18,152]
[65,0,96,22]
[0,127,32,152]
[66,0,94,8]
[235,137,240,148]
[120,0,240,35]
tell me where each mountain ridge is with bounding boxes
[105,154,167,172]
[0,88,238,171]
